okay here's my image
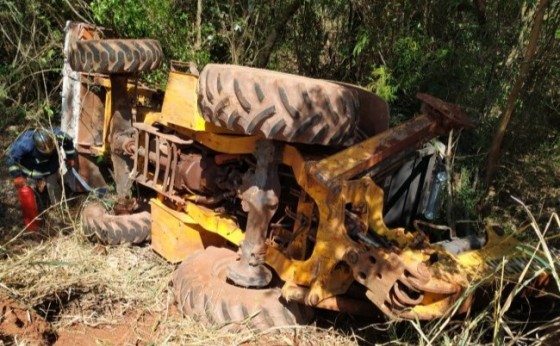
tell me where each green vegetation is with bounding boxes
[2,1,557,191]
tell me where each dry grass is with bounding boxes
[402,204,560,346]
[0,201,364,345]
[0,215,173,325]
[1,194,560,345]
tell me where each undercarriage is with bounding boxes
[62,21,555,329]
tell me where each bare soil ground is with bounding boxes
[54,309,171,346]
[0,295,55,345]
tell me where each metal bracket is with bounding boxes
[227,140,281,287]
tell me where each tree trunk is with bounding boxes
[195,0,202,50]
[254,0,304,68]
[472,0,487,25]
[484,0,550,186]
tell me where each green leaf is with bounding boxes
[352,32,370,57]
[44,104,54,119]
[29,260,73,266]
[366,65,398,102]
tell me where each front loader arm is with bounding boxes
[312,93,473,183]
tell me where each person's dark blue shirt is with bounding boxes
[6,128,75,178]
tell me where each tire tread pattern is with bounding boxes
[69,39,163,74]
[82,202,151,245]
[172,247,312,332]
[198,64,359,146]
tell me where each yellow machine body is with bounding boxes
[63,21,547,323]
[69,57,544,319]
[132,69,541,320]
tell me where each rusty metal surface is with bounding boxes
[113,197,139,215]
[417,93,474,132]
[347,245,464,319]
[175,153,230,195]
[312,95,472,184]
[176,154,205,192]
[173,247,314,331]
[227,141,281,288]
[312,115,434,184]
[132,122,247,206]
[331,81,390,138]
[109,75,135,199]
[61,22,101,142]
[266,95,480,319]
[73,153,108,191]
[76,84,106,150]
[132,122,192,205]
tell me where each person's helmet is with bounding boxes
[33,129,56,155]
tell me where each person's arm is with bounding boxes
[54,129,76,165]
[5,133,34,186]
[6,136,30,178]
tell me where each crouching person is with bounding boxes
[6,128,76,207]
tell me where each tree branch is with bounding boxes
[484,0,551,186]
[254,0,304,68]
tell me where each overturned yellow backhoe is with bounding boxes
[61,22,554,329]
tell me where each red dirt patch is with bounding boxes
[54,314,157,346]
[54,310,169,346]
[0,295,55,345]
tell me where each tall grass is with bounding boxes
[0,0,92,131]
[402,200,560,346]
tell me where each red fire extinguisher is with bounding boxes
[18,185,40,231]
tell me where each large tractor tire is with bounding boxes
[173,247,313,331]
[198,64,360,146]
[81,202,151,245]
[68,39,162,74]
[332,81,390,138]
